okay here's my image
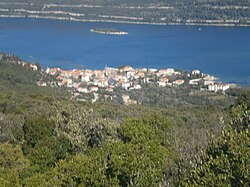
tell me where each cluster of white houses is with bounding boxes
[44,66,233,96]
[45,66,184,93]
[0,53,235,104]
[208,83,230,92]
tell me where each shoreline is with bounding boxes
[0,15,250,27]
[0,18,249,86]
[44,65,238,96]
[1,52,249,87]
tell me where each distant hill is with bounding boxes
[0,53,68,96]
[0,0,249,26]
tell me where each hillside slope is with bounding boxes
[0,53,68,96]
[0,51,249,186]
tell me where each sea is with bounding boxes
[0,18,250,85]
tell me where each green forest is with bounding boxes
[0,55,249,186]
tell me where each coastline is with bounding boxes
[0,17,249,87]
[0,15,249,27]
[44,65,237,98]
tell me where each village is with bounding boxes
[43,65,235,105]
[0,53,235,105]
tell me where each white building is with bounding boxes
[77,87,89,93]
[30,64,38,71]
[191,70,201,75]
[158,81,166,87]
[81,74,91,82]
[119,66,133,72]
[120,82,131,90]
[173,79,185,85]
[122,95,130,103]
[189,78,201,85]
[130,84,142,90]
[204,80,214,86]
[208,83,230,92]
[148,68,158,73]
[157,68,175,76]
[89,86,99,92]
[67,79,73,88]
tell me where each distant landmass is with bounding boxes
[0,0,249,26]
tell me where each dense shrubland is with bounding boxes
[0,56,249,186]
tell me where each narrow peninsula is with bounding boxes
[90,28,128,35]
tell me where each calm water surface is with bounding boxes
[0,18,250,85]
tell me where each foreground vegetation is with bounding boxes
[0,55,249,186]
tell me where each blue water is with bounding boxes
[0,18,250,85]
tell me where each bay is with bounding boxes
[0,18,250,85]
